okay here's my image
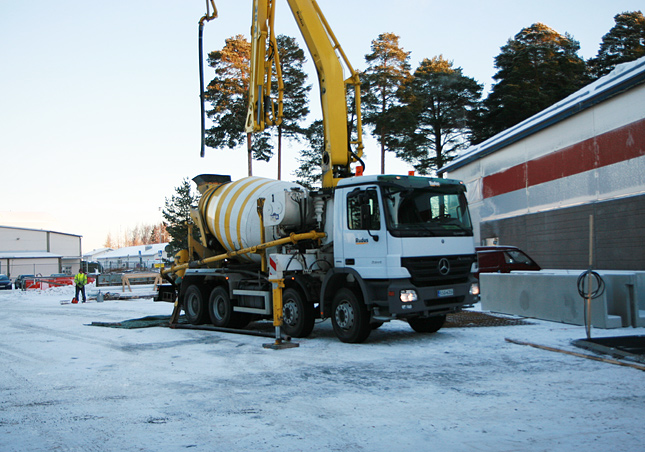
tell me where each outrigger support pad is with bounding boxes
[262,338,299,350]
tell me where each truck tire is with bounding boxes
[282,288,315,338]
[208,286,250,329]
[331,288,371,343]
[184,285,208,325]
[408,314,446,333]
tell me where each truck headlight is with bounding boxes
[470,283,480,296]
[400,290,418,303]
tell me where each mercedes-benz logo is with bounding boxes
[438,258,450,276]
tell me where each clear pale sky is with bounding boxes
[1,0,642,252]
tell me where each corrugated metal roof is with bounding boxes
[439,56,645,175]
[0,225,82,238]
[97,243,168,259]
[82,248,113,259]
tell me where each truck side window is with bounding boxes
[347,189,381,230]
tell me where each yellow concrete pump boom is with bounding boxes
[244,0,364,188]
[246,0,284,133]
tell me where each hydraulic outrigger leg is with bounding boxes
[263,278,299,349]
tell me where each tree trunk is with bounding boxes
[435,129,444,178]
[380,131,386,174]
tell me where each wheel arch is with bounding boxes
[283,274,310,300]
[320,268,370,318]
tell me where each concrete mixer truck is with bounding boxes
[156,0,479,343]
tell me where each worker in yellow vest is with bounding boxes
[73,269,88,303]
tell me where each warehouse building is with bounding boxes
[440,57,645,270]
[0,226,82,278]
[96,243,168,272]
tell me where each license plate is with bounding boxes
[437,288,454,298]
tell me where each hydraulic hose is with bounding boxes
[199,21,207,158]
[349,148,366,173]
[347,101,365,173]
[198,1,217,157]
[576,270,605,299]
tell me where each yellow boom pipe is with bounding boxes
[163,230,326,275]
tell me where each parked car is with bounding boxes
[81,260,103,273]
[475,246,541,278]
[0,274,11,290]
[14,275,35,290]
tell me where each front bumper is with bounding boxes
[386,278,477,316]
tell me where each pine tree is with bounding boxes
[588,11,645,79]
[162,179,200,256]
[393,56,482,175]
[276,35,311,179]
[361,33,411,174]
[204,35,259,174]
[293,120,323,189]
[204,34,310,176]
[480,23,589,139]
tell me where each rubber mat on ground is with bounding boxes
[445,311,533,328]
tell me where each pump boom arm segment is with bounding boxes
[287,0,363,188]
[245,0,363,188]
[246,0,284,134]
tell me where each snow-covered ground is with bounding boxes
[1,285,644,452]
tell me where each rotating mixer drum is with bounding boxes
[199,176,311,262]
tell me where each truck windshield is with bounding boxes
[382,185,473,237]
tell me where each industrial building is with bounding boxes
[0,226,82,278]
[96,243,168,272]
[440,57,645,271]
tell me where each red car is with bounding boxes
[475,246,541,278]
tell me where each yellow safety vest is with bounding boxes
[74,273,88,287]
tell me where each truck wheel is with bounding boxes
[184,285,208,325]
[208,286,234,327]
[282,288,315,338]
[331,288,371,343]
[208,286,250,329]
[408,314,446,333]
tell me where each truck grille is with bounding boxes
[401,255,475,287]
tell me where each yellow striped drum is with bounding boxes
[199,177,310,262]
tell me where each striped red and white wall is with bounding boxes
[443,60,645,270]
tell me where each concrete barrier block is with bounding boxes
[480,272,634,329]
[631,272,645,327]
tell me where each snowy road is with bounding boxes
[1,287,644,452]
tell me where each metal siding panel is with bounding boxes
[483,118,645,199]
[480,194,645,271]
[527,170,599,212]
[479,189,528,222]
[595,196,645,269]
[600,154,645,198]
[592,82,645,136]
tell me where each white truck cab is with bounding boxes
[318,175,479,341]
